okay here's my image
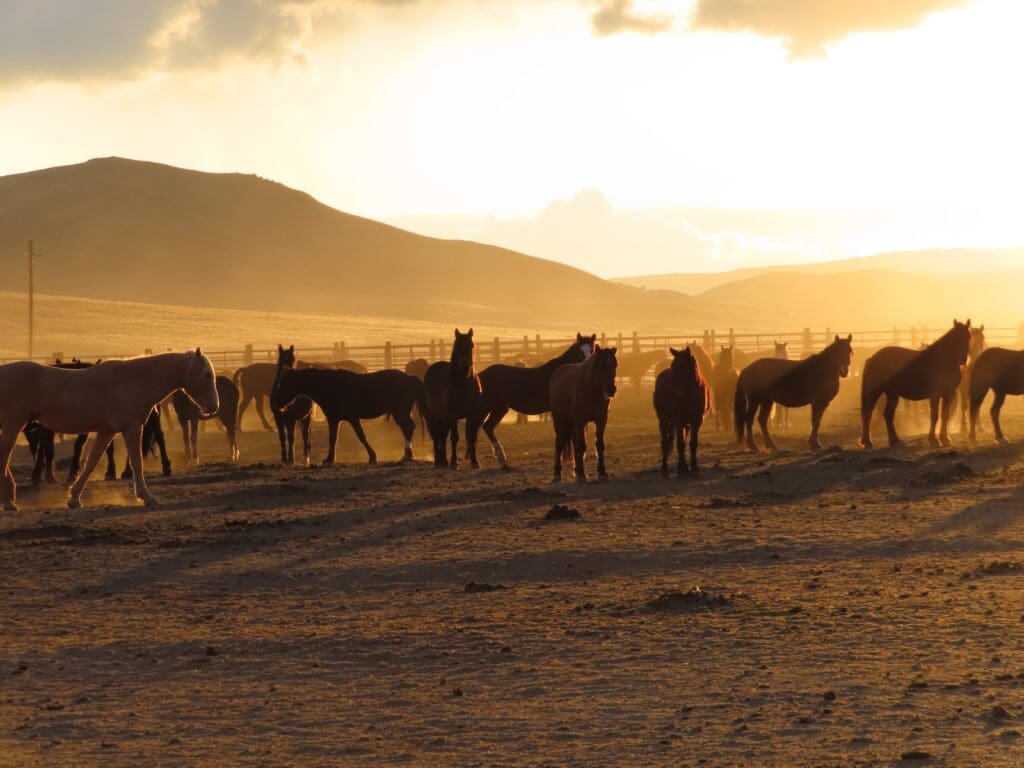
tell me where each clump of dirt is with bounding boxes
[706,497,751,510]
[963,561,1024,579]
[464,582,507,594]
[925,461,976,484]
[646,586,734,613]
[545,504,580,521]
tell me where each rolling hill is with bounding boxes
[0,157,759,333]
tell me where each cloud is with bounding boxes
[690,0,968,57]
[0,0,357,87]
[591,0,674,36]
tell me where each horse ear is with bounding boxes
[454,327,460,336]
[590,334,597,343]
[195,346,202,357]
[834,334,840,342]
[980,324,985,331]
[965,318,972,328]
[577,332,583,341]
[608,347,617,355]
[467,328,474,338]
[669,347,678,357]
[289,345,295,353]
[278,344,284,353]
[847,333,853,342]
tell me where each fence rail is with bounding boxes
[3,324,1022,372]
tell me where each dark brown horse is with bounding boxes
[171,375,240,464]
[958,324,985,433]
[271,346,314,465]
[476,332,595,469]
[275,360,423,465]
[550,345,618,482]
[423,329,482,469]
[735,334,853,452]
[707,346,737,432]
[968,346,1024,444]
[860,320,972,449]
[654,347,711,476]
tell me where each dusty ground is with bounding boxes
[3,390,1024,767]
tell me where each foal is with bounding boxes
[654,347,711,476]
[550,345,618,482]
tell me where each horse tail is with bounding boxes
[232,367,244,387]
[733,375,746,444]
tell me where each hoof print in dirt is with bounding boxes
[464,581,507,594]
[963,561,1023,580]
[645,586,734,613]
[544,504,580,521]
[899,750,932,761]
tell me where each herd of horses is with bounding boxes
[1,318,1023,510]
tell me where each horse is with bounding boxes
[275,359,424,465]
[550,345,618,482]
[476,332,595,469]
[735,334,853,452]
[271,346,314,465]
[233,363,278,431]
[859,320,972,450]
[404,358,430,438]
[333,360,368,374]
[0,349,217,510]
[958,324,985,433]
[423,329,483,469]
[968,346,1024,444]
[707,346,738,432]
[654,347,712,476]
[616,349,667,390]
[172,375,240,464]
[773,341,791,429]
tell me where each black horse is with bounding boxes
[275,364,423,465]
[654,347,711,476]
[172,375,241,464]
[476,332,595,469]
[270,345,314,465]
[423,328,483,469]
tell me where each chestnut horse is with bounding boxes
[172,375,240,464]
[654,347,712,476]
[968,346,1024,444]
[735,335,853,452]
[476,332,595,469]
[707,346,737,432]
[860,320,972,449]
[423,329,483,469]
[958,324,985,433]
[0,349,217,510]
[550,345,618,482]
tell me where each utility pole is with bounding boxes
[26,239,39,360]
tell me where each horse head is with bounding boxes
[774,341,789,360]
[948,319,973,366]
[669,346,698,396]
[970,323,986,359]
[588,345,618,399]
[828,334,854,378]
[451,328,475,378]
[717,345,734,370]
[183,347,219,416]
[572,332,597,362]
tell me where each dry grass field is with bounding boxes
[3,387,1024,767]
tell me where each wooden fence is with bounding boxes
[4,324,1023,373]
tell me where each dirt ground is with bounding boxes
[4,386,1024,767]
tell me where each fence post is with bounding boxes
[728,327,735,350]
[522,335,529,355]
[802,328,812,358]
[384,341,393,369]
[631,331,640,353]
[600,332,607,349]
[493,337,501,363]
[709,330,716,353]
[702,330,711,350]
[244,344,254,366]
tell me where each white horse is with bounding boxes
[0,349,218,511]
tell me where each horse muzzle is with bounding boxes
[607,382,618,397]
[840,365,850,378]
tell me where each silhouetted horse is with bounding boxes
[968,346,1024,444]
[476,332,595,469]
[276,360,423,465]
[423,329,483,469]
[860,320,972,449]
[333,360,368,374]
[736,334,853,452]
[654,347,711,476]
[958,324,985,433]
[550,345,618,482]
[708,346,738,432]
[270,346,314,465]
[616,349,667,390]
[172,375,240,464]
[773,341,791,428]
[121,409,172,480]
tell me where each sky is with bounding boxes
[1,0,1023,277]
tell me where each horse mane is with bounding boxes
[921,321,970,358]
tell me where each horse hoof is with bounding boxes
[66,498,80,509]
[401,453,414,463]
[576,475,589,484]
[470,461,480,469]
[997,437,1009,445]
[859,439,873,450]
[2,501,17,512]
[551,474,561,484]
[500,463,514,473]
[368,458,378,466]
[162,468,172,478]
[142,497,159,509]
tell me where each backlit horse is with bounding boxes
[550,345,618,482]
[423,329,483,469]
[654,347,711,476]
[968,346,1024,444]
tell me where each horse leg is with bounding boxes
[990,392,1008,444]
[67,434,88,485]
[189,420,199,466]
[0,425,22,511]
[808,402,825,451]
[178,416,190,463]
[689,421,701,472]
[300,414,311,466]
[938,391,955,447]
[67,431,115,509]
[595,416,608,480]
[428,418,446,468]
[859,388,883,450]
[659,420,672,478]
[255,395,274,432]
[274,412,289,464]
[236,394,253,433]
[553,421,568,483]
[448,422,460,470]
[675,425,688,474]
[155,422,172,476]
[744,399,759,452]
[466,415,481,469]
[394,412,415,461]
[323,418,339,466]
[483,407,511,469]
[104,442,117,481]
[883,395,902,448]
[123,425,158,507]
[349,419,378,465]
[572,423,588,483]
[927,397,941,448]
[756,400,777,451]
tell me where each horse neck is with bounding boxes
[540,346,579,372]
[449,353,473,381]
[581,358,607,400]
[924,329,967,363]
[132,353,192,404]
